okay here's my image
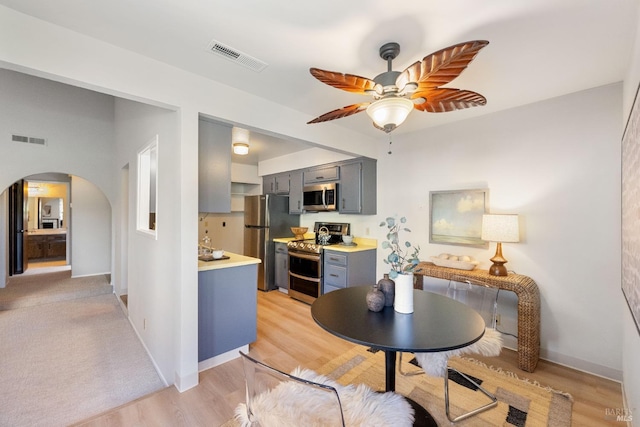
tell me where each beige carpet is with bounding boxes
[0,287,165,426]
[224,346,572,427]
[0,270,113,310]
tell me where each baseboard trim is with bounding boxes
[125,313,169,388]
[71,271,111,279]
[539,347,622,382]
[198,345,248,373]
[174,370,199,393]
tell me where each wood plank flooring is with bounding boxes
[76,289,624,426]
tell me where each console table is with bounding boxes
[413,262,540,372]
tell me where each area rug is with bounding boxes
[0,293,166,427]
[318,346,573,427]
[222,345,572,427]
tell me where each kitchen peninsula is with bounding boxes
[197,252,261,371]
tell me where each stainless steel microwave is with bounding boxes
[303,183,338,211]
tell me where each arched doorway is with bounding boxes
[19,174,71,276]
[2,172,111,285]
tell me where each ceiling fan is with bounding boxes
[307,40,489,133]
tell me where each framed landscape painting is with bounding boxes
[429,189,489,247]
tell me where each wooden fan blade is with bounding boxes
[396,40,489,90]
[412,88,486,113]
[310,68,376,94]
[307,103,370,124]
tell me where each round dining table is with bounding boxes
[311,285,486,426]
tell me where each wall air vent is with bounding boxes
[12,134,46,146]
[206,39,268,72]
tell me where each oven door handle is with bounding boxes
[289,251,321,262]
[289,271,321,283]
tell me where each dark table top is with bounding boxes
[311,285,486,353]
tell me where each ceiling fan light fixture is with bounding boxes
[366,97,414,132]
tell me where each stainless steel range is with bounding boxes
[287,222,350,304]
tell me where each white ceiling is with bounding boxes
[2,0,638,160]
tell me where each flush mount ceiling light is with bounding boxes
[233,143,249,155]
[232,126,250,155]
[308,40,489,133]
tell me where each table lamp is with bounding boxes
[481,214,520,276]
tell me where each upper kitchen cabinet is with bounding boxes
[339,158,377,215]
[288,170,304,214]
[263,173,290,195]
[199,119,231,213]
[303,165,339,184]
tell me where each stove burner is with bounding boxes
[286,222,350,254]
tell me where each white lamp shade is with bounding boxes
[366,97,413,130]
[481,214,520,243]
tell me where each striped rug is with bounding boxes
[317,346,573,427]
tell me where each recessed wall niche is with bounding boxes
[137,135,158,238]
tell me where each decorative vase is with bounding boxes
[366,284,385,312]
[377,274,395,307]
[393,272,414,314]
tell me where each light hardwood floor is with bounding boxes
[76,289,624,426]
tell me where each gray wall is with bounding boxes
[0,69,114,280]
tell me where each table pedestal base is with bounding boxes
[407,397,438,427]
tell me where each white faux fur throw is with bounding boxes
[414,328,503,377]
[235,367,414,427]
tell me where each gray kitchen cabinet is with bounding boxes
[198,120,231,213]
[198,264,258,362]
[274,242,289,290]
[303,165,339,184]
[339,158,377,215]
[288,170,304,214]
[322,248,376,294]
[263,173,290,194]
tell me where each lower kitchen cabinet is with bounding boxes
[323,248,376,294]
[274,242,289,290]
[198,264,257,362]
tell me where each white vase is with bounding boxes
[393,272,414,314]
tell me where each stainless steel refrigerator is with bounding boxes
[244,194,299,291]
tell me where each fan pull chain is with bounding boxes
[388,134,393,154]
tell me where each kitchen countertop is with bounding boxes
[273,237,299,243]
[323,238,377,253]
[198,251,261,272]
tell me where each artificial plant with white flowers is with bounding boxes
[380,216,421,279]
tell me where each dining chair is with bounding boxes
[398,278,503,423]
[236,351,414,427]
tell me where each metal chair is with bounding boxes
[398,278,502,422]
[237,351,414,426]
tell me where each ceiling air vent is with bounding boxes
[206,39,268,72]
[12,134,47,146]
